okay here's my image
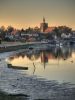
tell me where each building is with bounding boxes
[40,17,55,33]
[40,17,48,32]
[45,27,55,33]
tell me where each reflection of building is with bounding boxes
[41,51,48,69]
[40,47,72,63]
[41,52,48,63]
[40,17,48,32]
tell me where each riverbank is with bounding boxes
[0,91,29,100]
[0,51,75,100]
[0,41,38,53]
[0,41,54,53]
[0,41,75,53]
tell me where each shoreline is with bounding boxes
[0,42,40,53]
[0,42,75,100]
[0,41,75,53]
[0,41,54,53]
[0,50,75,100]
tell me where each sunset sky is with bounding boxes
[0,0,75,29]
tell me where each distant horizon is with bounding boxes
[0,23,75,30]
[0,0,75,30]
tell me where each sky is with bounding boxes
[0,0,75,29]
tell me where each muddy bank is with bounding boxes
[0,51,75,100]
[0,91,29,100]
[0,44,27,53]
[0,80,75,100]
[0,42,45,53]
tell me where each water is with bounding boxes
[6,45,75,84]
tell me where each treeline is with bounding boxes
[0,25,73,41]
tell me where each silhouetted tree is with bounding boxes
[0,26,6,40]
[7,26,14,33]
[52,26,72,38]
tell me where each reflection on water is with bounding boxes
[6,45,75,84]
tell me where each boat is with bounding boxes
[7,64,28,70]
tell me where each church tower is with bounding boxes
[40,17,48,33]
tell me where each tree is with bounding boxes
[0,26,5,31]
[52,26,72,38]
[7,26,14,33]
[53,27,61,38]
[58,26,72,34]
[0,26,6,40]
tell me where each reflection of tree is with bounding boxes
[16,53,25,58]
[53,46,72,60]
[9,56,14,61]
[61,47,72,60]
[8,46,72,64]
[40,46,72,61]
[27,54,40,61]
[21,54,25,58]
[26,50,40,61]
[53,47,62,59]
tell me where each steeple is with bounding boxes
[40,17,48,32]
